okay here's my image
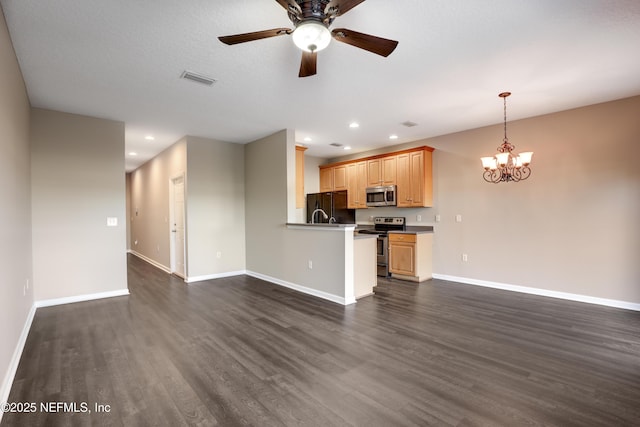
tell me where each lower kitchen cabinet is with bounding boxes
[388,232,433,282]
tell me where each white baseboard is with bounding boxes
[186,270,246,283]
[246,270,356,306]
[0,303,36,423]
[432,273,640,312]
[35,289,130,308]
[129,250,171,274]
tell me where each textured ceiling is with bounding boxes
[2,0,640,171]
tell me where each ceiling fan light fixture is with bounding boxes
[292,21,331,53]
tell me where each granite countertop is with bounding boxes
[354,234,378,240]
[286,223,356,228]
[355,225,434,234]
[390,226,434,234]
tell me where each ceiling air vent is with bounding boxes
[401,121,418,127]
[330,143,343,147]
[180,70,217,86]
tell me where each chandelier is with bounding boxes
[481,92,533,183]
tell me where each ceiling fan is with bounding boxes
[218,0,399,77]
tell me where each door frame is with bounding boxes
[169,172,187,279]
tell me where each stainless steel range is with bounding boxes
[358,217,406,277]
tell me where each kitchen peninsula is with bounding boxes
[285,223,377,303]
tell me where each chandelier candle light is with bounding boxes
[481,92,533,183]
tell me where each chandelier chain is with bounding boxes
[503,95,508,143]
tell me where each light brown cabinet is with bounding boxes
[382,155,397,185]
[318,146,433,209]
[346,161,368,209]
[319,166,333,192]
[333,164,348,191]
[388,232,432,282]
[367,159,382,187]
[397,149,433,208]
[389,233,416,276]
[367,156,397,186]
[295,145,307,208]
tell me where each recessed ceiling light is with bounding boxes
[304,137,312,142]
[128,152,138,156]
[389,135,398,140]
[145,135,155,141]
[343,146,352,150]
[349,122,359,129]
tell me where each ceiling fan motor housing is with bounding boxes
[287,0,339,27]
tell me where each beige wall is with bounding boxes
[30,108,128,301]
[245,130,354,304]
[332,96,640,304]
[0,6,33,407]
[185,136,246,278]
[129,136,246,280]
[129,138,187,270]
[245,130,290,275]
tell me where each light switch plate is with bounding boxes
[107,217,118,227]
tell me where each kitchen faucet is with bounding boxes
[311,208,329,224]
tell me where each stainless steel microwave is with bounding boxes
[366,185,397,207]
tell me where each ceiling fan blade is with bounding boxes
[331,28,398,57]
[326,0,367,16]
[274,0,301,14]
[218,28,291,45]
[274,0,289,10]
[299,51,317,77]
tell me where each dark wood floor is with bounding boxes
[3,254,640,426]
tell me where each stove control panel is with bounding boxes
[373,217,405,225]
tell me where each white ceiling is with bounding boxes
[3,0,640,171]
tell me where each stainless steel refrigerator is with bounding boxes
[306,190,355,224]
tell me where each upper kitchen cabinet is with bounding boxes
[319,146,433,209]
[319,166,333,192]
[319,164,348,192]
[346,161,368,209]
[397,148,433,208]
[295,145,307,208]
[333,164,348,191]
[367,156,397,186]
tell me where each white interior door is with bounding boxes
[171,176,186,278]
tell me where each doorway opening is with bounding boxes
[170,174,186,278]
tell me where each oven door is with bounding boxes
[376,236,389,277]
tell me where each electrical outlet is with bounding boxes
[216,251,222,259]
[308,260,313,269]
[462,253,468,262]
[435,214,441,222]
[456,214,462,223]
[416,214,422,222]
